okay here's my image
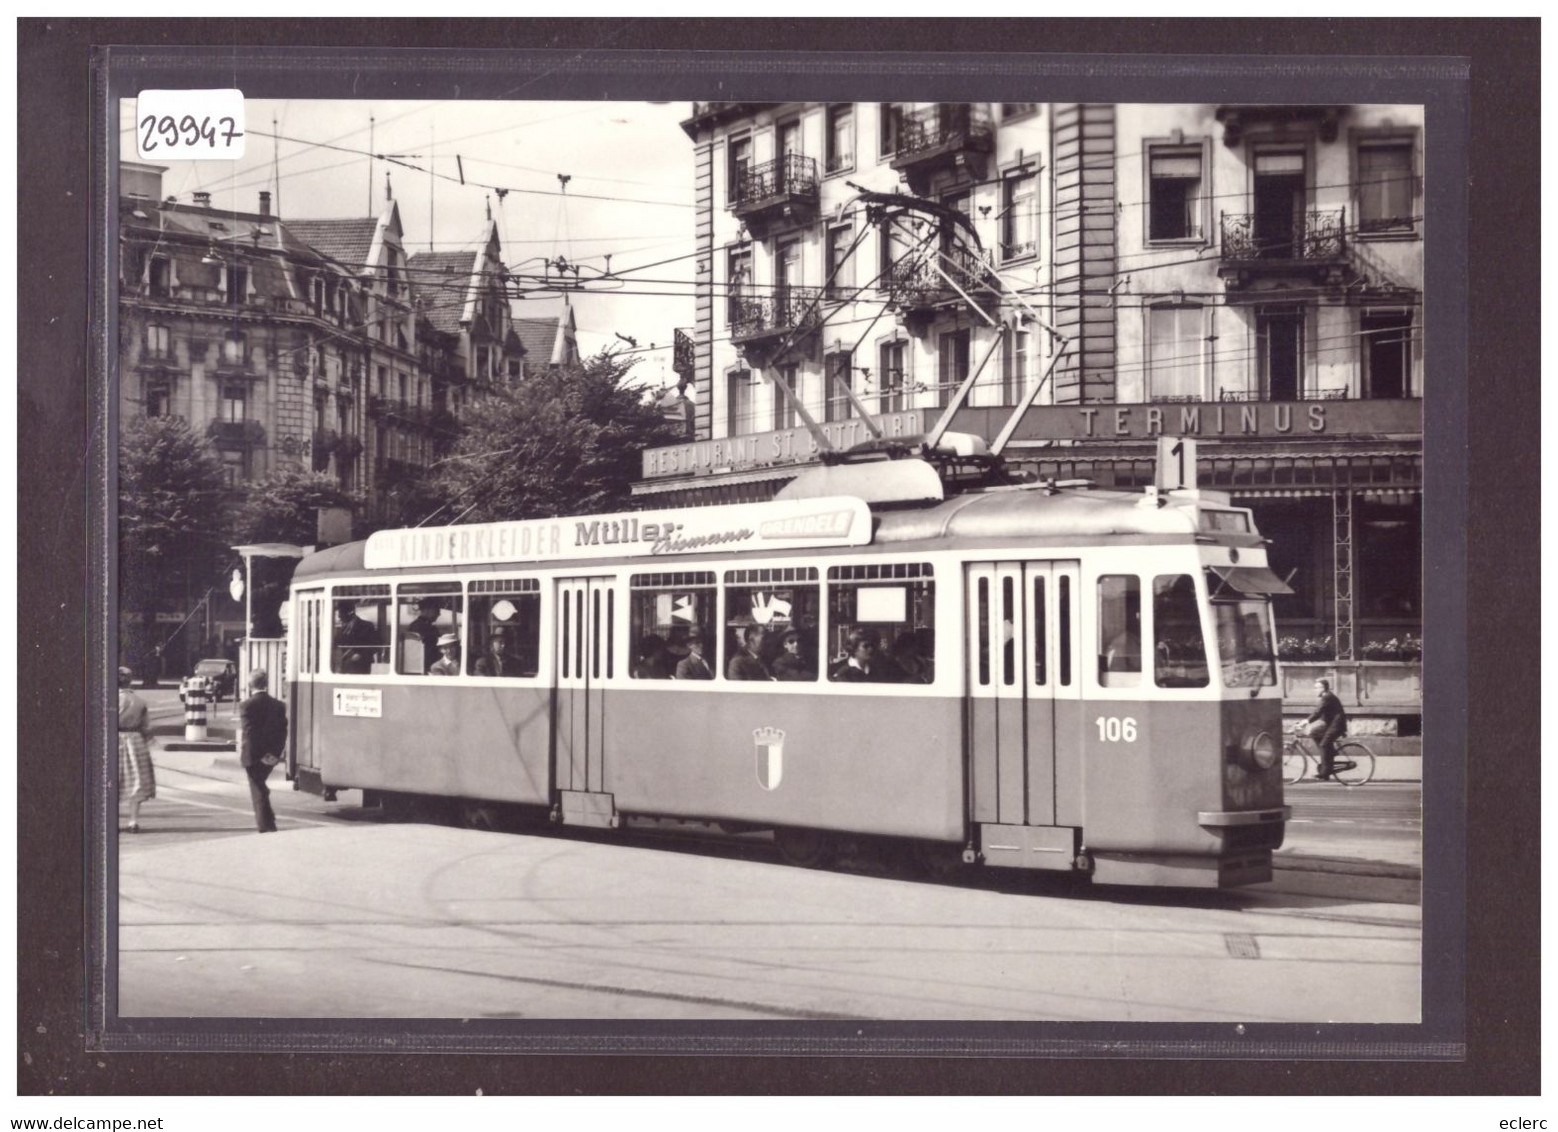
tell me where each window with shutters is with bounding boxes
[1001,170,1038,262]
[1354,134,1418,236]
[771,363,802,432]
[825,224,854,300]
[1146,143,1206,243]
[825,104,854,175]
[823,350,854,423]
[937,328,970,408]
[1147,304,1206,402]
[726,369,753,437]
[144,324,171,360]
[877,339,907,413]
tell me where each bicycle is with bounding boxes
[1282,732,1376,786]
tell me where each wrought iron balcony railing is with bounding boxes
[206,419,266,445]
[367,395,439,430]
[730,154,820,237]
[729,285,824,345]
[268,296,314,317]
[881,249,996,310]
[1218,387,1351,402]
[1220,208,1347,264]
[891,104,997,169]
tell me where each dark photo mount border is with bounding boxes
[19,18,1536,1095]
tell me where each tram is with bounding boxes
[284,448,1290,889]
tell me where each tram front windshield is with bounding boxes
[1213,600,1277,688]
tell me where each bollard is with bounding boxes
[184,676,208,741]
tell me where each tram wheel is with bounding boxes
[460,800,501,832]
[379,791,417,822]
[410,795,458,826]
[913,841,967,881]
[775,828,837,869]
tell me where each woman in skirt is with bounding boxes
[117,666,155,831]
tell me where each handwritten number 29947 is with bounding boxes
[139,114,243,153]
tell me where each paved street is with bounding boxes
[117,688,1423,1022]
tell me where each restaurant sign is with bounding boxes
[642,410,925,479]
[362,496,874,570]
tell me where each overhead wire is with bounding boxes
[245,128,694,209]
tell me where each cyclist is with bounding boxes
[1299,677,1349,780]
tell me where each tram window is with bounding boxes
[725,567,820,682]
[630,571,716,680]
[1097,575,1142,687]
[1032,576,1046,686]
[468,579,540,678]
[331,588,390,675]
[1058,575,1072,687]
[827,563,935,684]
[395,583,461,676]
[1213,600,1278,688]
[1153,575,1210,688]
[296,592,324,676]
[1000,575,1017,686]
[975,578,991,686]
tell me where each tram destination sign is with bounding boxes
[362,496,874,570]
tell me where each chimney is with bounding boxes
[258,191,271,217]
[193,191,212,209]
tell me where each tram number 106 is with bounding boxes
[1094,716,1139,743]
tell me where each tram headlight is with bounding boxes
[1244,730,1279,770]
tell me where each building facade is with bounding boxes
[640,102,1425,736]
[118,163,563,674]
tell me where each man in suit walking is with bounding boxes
[238,668,288,833]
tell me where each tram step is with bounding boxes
[978,824,1080,871]
[559,790,617,829]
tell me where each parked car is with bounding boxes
[179,659,237,703]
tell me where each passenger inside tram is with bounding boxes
[634,635,674,679]
[332,598,386,674]
[727,625,772,680]
[673,636,715,679]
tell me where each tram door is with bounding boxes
[289,589,327,781]
[966,561,1079,829]
[553,578,615,804]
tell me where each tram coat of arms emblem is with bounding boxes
[753,726,784,791]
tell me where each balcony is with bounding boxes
[672,328,696,379]
[367,395,439,431]
[206,419,266,446]
[1218,387,1349,402]
[731,154,819,239]
[137,346,178,373]
[312,428,363,469]
[729,285,824,358]
[881,248,997,326]
[889,104,994,193]
[268,296,315,318]
[1218,208,1350,291]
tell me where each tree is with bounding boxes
[424,353,683,525]
[118,416,230,677]
[232,465,361,547]
[232,466,362,637]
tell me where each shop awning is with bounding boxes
[1207,565,1294,598]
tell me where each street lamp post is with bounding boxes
[231,542,306,699]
